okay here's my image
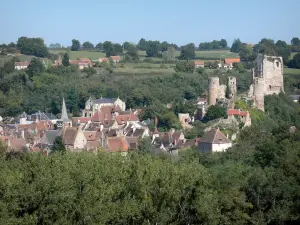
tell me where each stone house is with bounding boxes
[99,56,121,63]
[15,61,30,70]
[0,136,27,152]
[198,128,232,152]
[227,109,251,127]
[62,126,87,151]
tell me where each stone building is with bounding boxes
[82,97,126,117]
[248,54,284,111]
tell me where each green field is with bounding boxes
[283,67,300,75]
[49,49,106,60]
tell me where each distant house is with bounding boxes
[0,136,27,152]
[106,137,129,154]
[227,109,251,127]
[69,58,92,69]
[224,58,240,69]
[194,61,204,68]
[110,56,121,63]
[99,56,121,63]
[15,61,30,70]
[40,130,62,149]
[198,128,232,152]
[62,126,87,151]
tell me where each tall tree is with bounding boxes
[179,43,195,60]
[62,53,70,66]
[291,37,300,46]
[230,38,242,53]
[220,39,228,48]
[289,53,300,69]
[123,42,131,50]
[27,58,45,78]
[137,38,148,51]
[52,136,66,152]
[71,39,81,51]
[17,36,48,57]
[125,45,139,61]
[103,41,115,57]
[146,41,161,57]
[113,43,123,55]
[161,41,169,52]
[162,47,176,61]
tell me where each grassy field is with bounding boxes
[49,49,106,60]
[284,68,300,75]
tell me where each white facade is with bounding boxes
[211,143,232,152]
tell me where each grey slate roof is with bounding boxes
[45,130,61,145]
[93,98,117,104]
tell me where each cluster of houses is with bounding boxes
[0,97,235,155]
[15,55,122,70]
[194,58,241,70]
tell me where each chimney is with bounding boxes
[100,124,104,131]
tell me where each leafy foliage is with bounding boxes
[71,39,81,51]
[174,61,194,73]
[203,105,227,122]
[17,36,49,57]
[27,58,45,78]
[62,53,70,66]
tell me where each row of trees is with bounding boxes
[198,39,228,50]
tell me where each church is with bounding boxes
[82,97,126,117]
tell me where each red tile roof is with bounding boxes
[72,117,92,124]
[227,109,249,117]
[115,113,139,125]
[194,61,204,65]
[99,57,109,62]
[83,131,98,141]
[110,56,121,61]
[106,137,129,152]
[225,58,240,64]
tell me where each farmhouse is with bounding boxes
[15,61,30,70]
[69,58,92,69]
[99,56,121,63]
[227,109,251,127]
[198,128,232,152]
[224,58,240,69]
[194,61,204,68]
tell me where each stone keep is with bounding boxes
[250,54,284,111]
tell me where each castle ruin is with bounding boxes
[248,54,284,111]
[208,76,237,106]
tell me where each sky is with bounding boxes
[1,0,299,47]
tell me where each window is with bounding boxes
[276,62,279,67]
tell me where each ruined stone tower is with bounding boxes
[208,77,219,106]
[227,76,237,99]
[249,54,284,111]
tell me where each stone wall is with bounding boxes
[227,76,237,99]
[208,77,220,106]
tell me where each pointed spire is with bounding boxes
[61,98,69,122]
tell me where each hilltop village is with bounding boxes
[0,53,285,155]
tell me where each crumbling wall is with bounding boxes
[227,76,237,99]
[218,85,227,99]
[251,54,284,111]
[253,77,265,111]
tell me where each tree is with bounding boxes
[82,41,94,49]
[230,39,242,53]
[52,136,66,152]
[161,41,169,52]
[27,58,45,78]
[17,36,48,57]
[125,45,139,61]
[159,111,182,130]
[95,42,103,50]
[71,39,81,51]
[62,53,70,66]
[103,41,115,57]
[137,137,153,153]
[288,53,300,69]
[137,38,148,51]
[174,61,195,73]
[162,47,176,61]
[113,43,123,55]
[291,37,300,46]
[146,41,161,57]
[179,43,195,60]
[220,39,227,48]
[239,43,257,62]
[123,42,131,50]
[203,105,226,122]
